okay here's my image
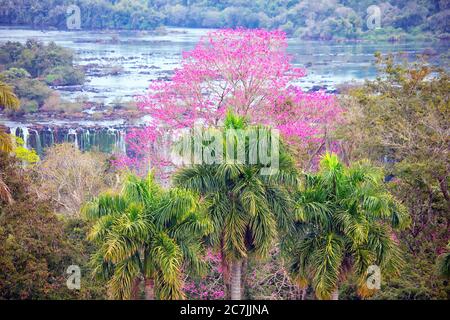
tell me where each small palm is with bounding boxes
[284,153,409,299]
[84,173,212,299]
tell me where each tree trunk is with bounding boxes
[220,251,231,299]
[131,278,141,300]
[297,287,307,300]
[331,288,339,300]
[230,260,242,300]
[241,258,248,299]
[301,288,307,300]
[144,278,155,300]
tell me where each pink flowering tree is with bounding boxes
[183,250,226,300]
[117,28,341,176]
[183,248,302,300]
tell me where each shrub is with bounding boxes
[20,99,38,113]
[44,66,85,86]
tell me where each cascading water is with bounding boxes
[30,129,42,155]
[6,125,128,157]
[11,126,30,148]
[68,128,78,147]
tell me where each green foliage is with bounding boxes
[173,112,298,298]
[0,81,20,154]
[0,40,75,78]
[283,153,408,299]
[370,248,449,300]
[0,0,446,39]
[10,136,40,165]
[14,79,52,111]
[338,56,449,299]
[340,55,449,210]
[0,152,106,299]
[0,68,31,82]
[62,217,109,299]
[0,81,19,111]
[0,40,85,114]
[174,112,297,262]
[0,0,164,31]
[84,173,212,299]
[44,66,85,86]
[437,243,450,279]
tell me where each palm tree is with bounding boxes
[173,112,297,299]
[0,81,19,109]
[283,153,409,300]
[83,173,212,300]
[0,81,19,204]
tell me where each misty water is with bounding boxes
[0,27,448,154]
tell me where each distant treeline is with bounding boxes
[0,0,449,40]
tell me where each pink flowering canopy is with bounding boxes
[116,28,342,174]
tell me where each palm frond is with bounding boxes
[311,233,344,300]
[0,176,14,204]
[0,81,20,111]
[0,127,13,154]
[107,258,140,300]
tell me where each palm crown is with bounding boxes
[284,153,410,299]
[84,173,212,299]
[173,112,298,299]
[0,81,20,204]
[0,81,19,152]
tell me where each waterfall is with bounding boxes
[22,127,29,148]
[68,128,78,148]
[118,130,126,154]
[6,124,129,157]
[107,127,127,154]
[48,127,54,146]
[12,126,30,149]
[30,129,42,155]
[81,129,90,151]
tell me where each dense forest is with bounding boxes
[0,0,448,303]
[0,26,448,300]
[0,0,449,40]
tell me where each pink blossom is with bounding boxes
[119,28,342,174]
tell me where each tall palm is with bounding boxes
[83,173,212,300]
[0,81,20,204]
[173,112,298,299]
[283,153,409,300]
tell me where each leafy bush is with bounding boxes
[0,67,31,82]
[337,56,450,299]
[0,152,106,299]
[19,99,39,113]
[0,40,84,114]
[44,66,85,86]
[13,78,52,107]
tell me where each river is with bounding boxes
[0,27,448,155]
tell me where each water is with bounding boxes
[9,125,127,156]
[0,27,212,104]
[1,27,448,103]
[0,27,448,154]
